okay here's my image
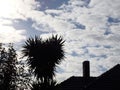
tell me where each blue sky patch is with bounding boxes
[108,17,120,23]
[36,0,69,11]
[12,19,42,37]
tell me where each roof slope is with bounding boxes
[85,64,120,90]
[57,76,96,90]
[57,64,120,90]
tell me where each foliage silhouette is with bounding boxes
[0,43,32,90]
[16,61,33,90]
[22,35,65,89]
[0,43,18,90]
[31,80,57,90]
[0,34,65,90]
[22,35,65,81]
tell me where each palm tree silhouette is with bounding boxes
[22,35,65,83]
[31,80,57,90]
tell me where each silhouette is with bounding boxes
[31,80,57,90]
[58,61,120,90]
[16,60,33,90]
[0,37,119,90]
[22,35,65,89]
[0,43,18,90]
[85,64,120,90]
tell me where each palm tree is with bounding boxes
[22,35,65,82]
[31,79,57,90]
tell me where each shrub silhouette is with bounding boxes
[0,43,18,90]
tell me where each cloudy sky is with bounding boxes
[0,0,120,82]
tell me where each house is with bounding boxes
[57,61,120,90]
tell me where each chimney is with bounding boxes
[83,61,90,78]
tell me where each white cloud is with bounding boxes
[0,0,40,20]
[0,26,26,43]
[89,0,120,17]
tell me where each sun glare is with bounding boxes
[0,0,17,17]
[0,0,23,43]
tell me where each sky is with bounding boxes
[0,0,120,82]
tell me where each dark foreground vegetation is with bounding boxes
[0,35,65,90]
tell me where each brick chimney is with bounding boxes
[83,61,90,78]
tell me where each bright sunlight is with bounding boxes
[0,0,16,17]
[0,0,26,43]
